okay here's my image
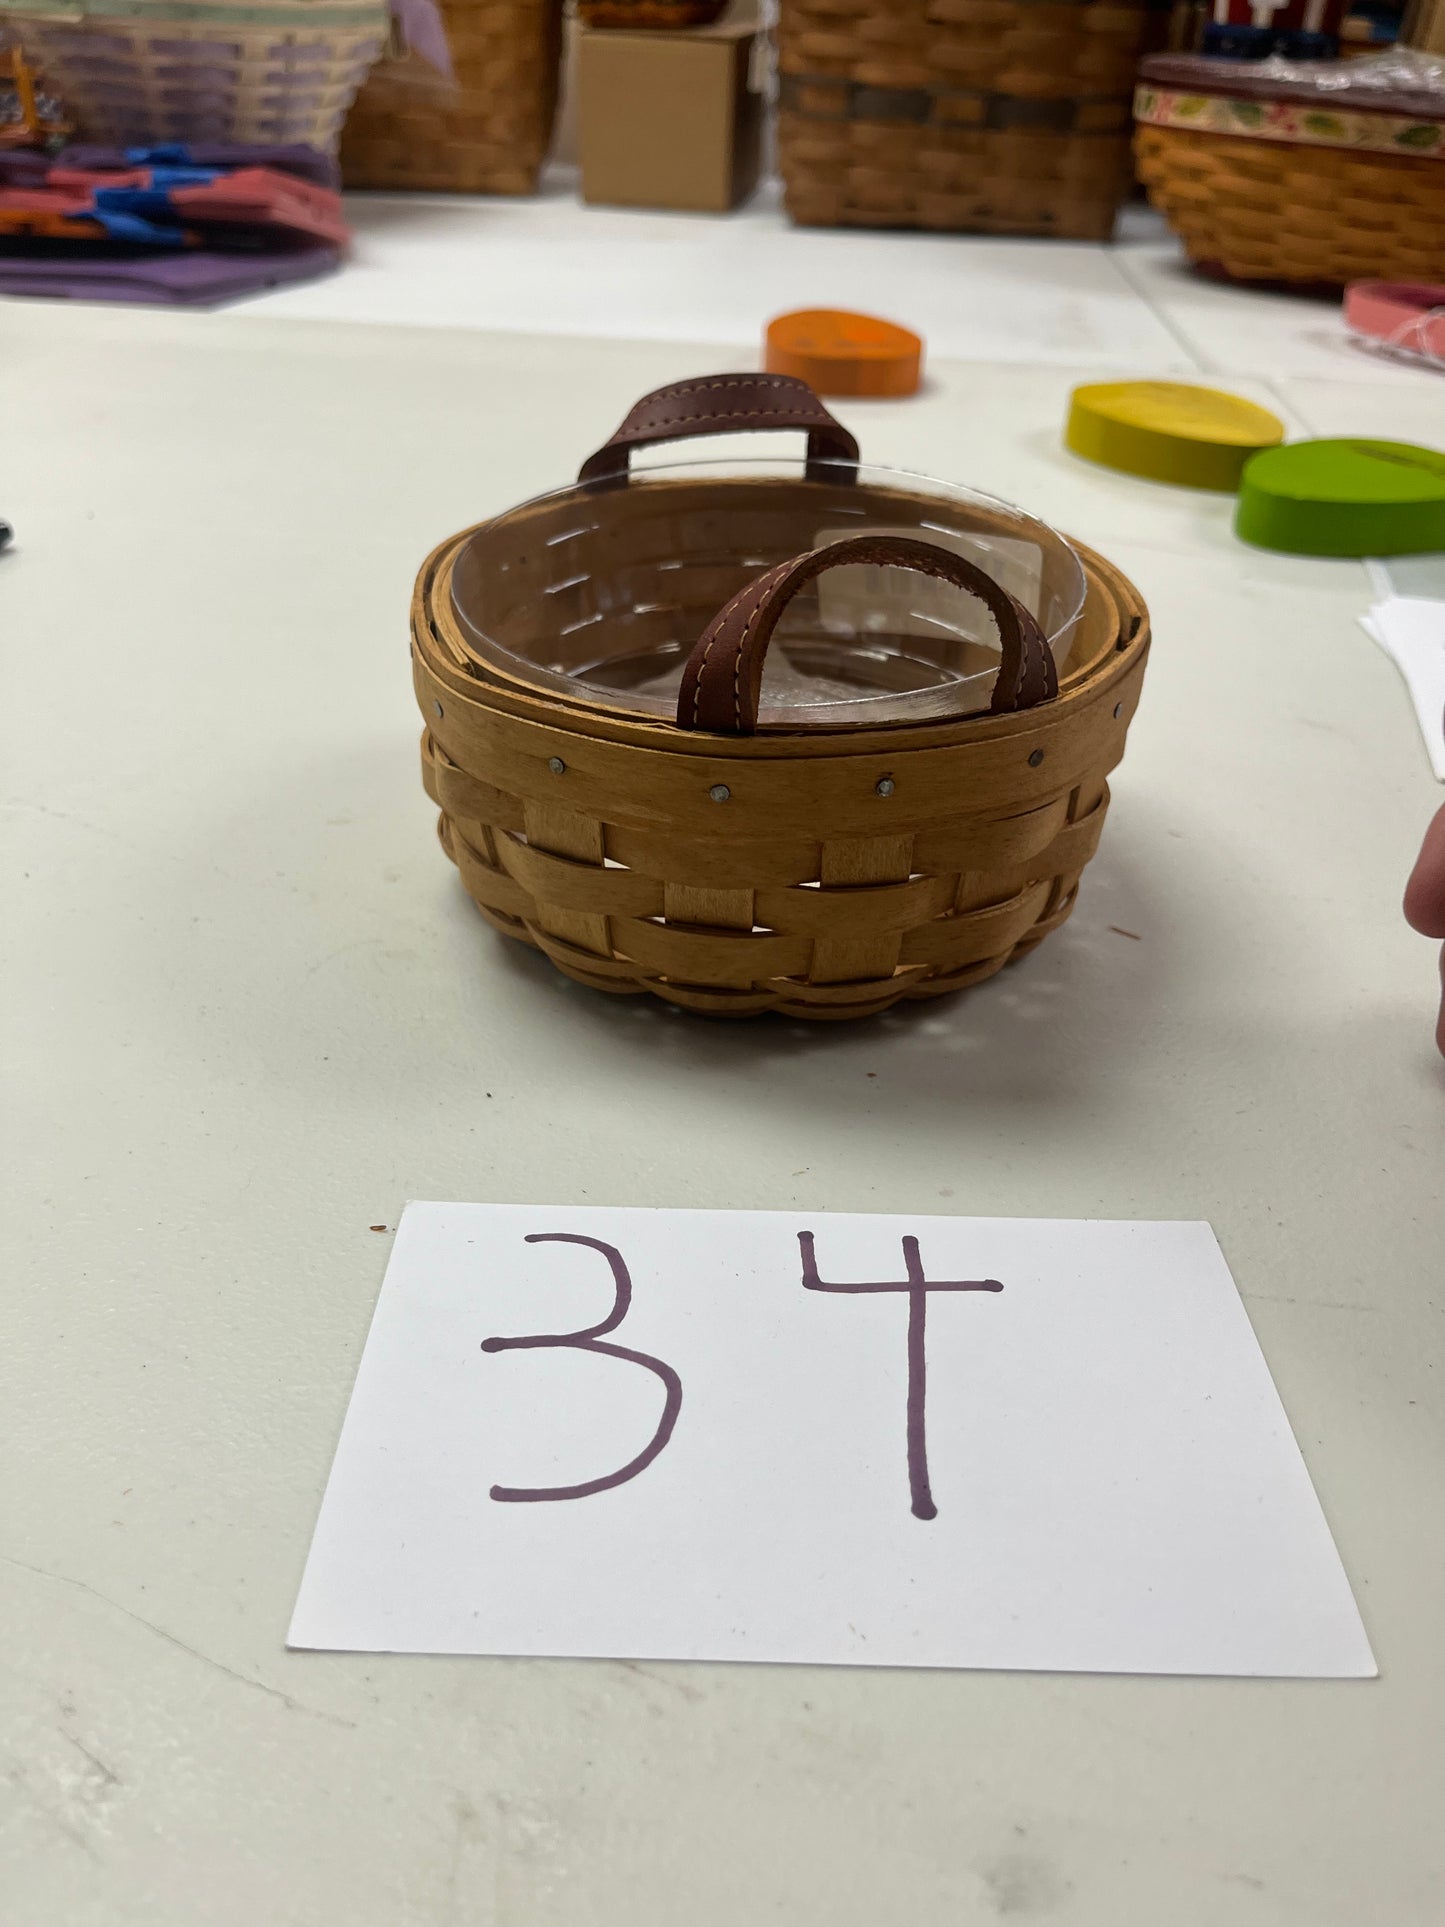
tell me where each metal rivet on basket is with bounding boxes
[1113,702,1123,719]
[432,699,443,720]
[875,776,895,797]
[709,783,731,803]
[1028,748,1045,767]
[548,756,566,775]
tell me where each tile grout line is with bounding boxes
[1259,373,1320,437]
[1110,254,1381,603]
[1109,245,1215,376]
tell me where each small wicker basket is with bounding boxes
[412,374,1151,1021]
[0,0,387,149]
[1135,52,1445,284]
[775,0,1153,239]
[340,0,561,193]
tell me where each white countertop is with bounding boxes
[237,179,1445,393]
[2,294,1443,1927]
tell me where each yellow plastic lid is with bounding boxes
[1065,381,1285,492]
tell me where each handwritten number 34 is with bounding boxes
[482,1230,1002,1519]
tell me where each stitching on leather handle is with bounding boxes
[689,560,789,730]
[685,537,1045,734]
[583,374,855,487]
[729,561,792,730]
[642,376,804,403]
[625,406,831,435]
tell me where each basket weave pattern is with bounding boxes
[776,0,1151,238]
[412,535,1149,1021]
[340,0,560,192]
[1135,122,1445,283]
[578,0,725,23]
[6,0,386,148]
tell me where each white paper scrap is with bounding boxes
[1362,595,1445,782]
[290,1203,1375,1679]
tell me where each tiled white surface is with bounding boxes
[8,163,1445,399]
[214,176,1445,403]
[3,300,1444,1927]
[238,182,1193,368]
[1112,238,1445,391]
[1270,375,1445,440]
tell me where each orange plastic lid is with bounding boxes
[765,308,923,398]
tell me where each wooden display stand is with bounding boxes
[577,3,761,212]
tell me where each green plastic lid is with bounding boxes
[1065,381,1284,491]
[1236,439,1445,557]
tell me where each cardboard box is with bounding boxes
[578,11,762,213]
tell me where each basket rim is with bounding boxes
[414,528,1148,765]
[445,456,1092,732]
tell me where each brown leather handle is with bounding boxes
[577,373,860,487]
[676,534,1058,735]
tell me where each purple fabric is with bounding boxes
[0,241,341,305]
[392,0,453,78]
[0,153,52,187]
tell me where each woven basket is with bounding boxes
[1135,53,1445,284]
[578,0,726,24]
[340,0,561,193]
[775,0,1153,239]
[411,375,1151,1022]
[1,0,387,149]
[2,36,70,143]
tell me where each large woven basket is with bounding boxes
[340,0,561,193]
[1135,52,1445,284]
[775,0,1153,239]
[411,375,1151,1021]
[578,0,725,23]
[0,0,387,148]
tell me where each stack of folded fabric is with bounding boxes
[0,140,349,303]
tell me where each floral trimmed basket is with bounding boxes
[1135,49,1445,285]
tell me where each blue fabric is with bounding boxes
[149,168,220,187]
[74,194,188,247]
[123,144,191,164]
[93,188,178,219]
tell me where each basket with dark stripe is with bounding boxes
[777,0,1153,239]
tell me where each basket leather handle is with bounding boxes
[676,534,1058,735]
[577,373,860,487]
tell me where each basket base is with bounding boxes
[444,812,1087,1022]
[777,110,1135,243]
[784,202,1120,244]
[416,523,1148,1027]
